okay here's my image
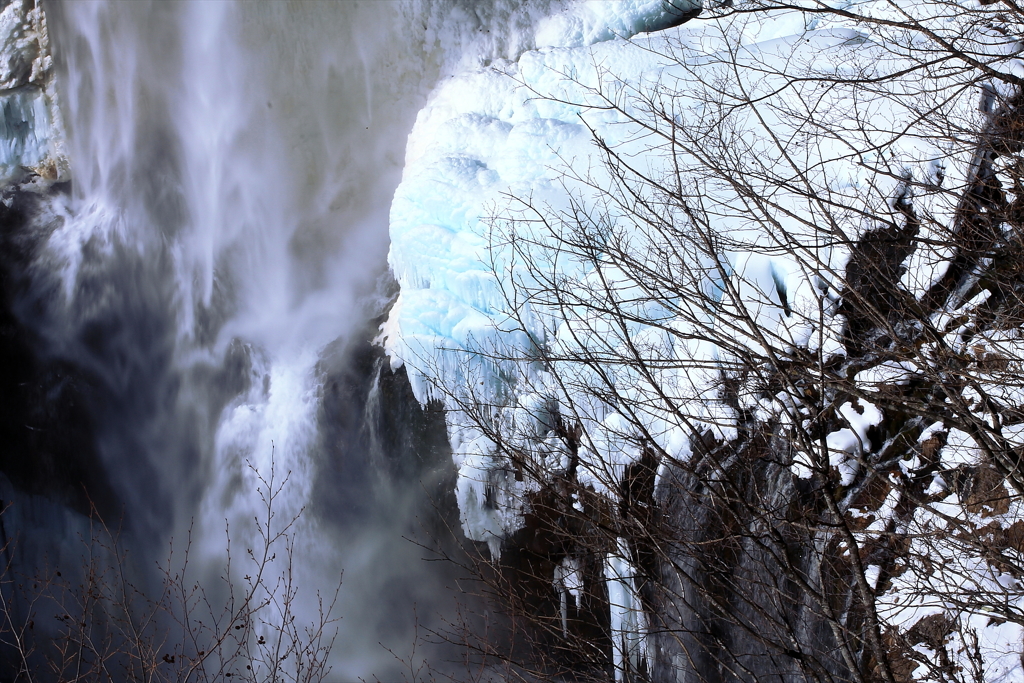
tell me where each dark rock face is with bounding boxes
[313,321,459,538]
[309,298,476,679]
[0,183,116,517]
[646,442,851,683]
[0,183,129,683]
[0,180,239,542]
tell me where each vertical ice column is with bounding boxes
[605,537,648,682]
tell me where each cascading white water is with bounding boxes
[36,0,583,677]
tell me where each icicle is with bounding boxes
[558,582,568,639]
[554,556,583,639]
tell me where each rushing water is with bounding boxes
[5,0,577,677]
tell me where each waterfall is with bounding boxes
[0,0,581,678]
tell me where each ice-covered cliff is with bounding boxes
[385,0,1024,680]
[0,0,63,181]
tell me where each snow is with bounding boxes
[877,484,1024,683]
[855,360,918,388]
[942,428,981,467]
[864,564,881,590]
